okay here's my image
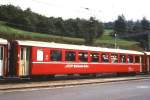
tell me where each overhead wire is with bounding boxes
[30,0,95,19]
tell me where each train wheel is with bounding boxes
[90,74,97,78]
[49,75,55,79]
[128,72,136,76]
[79,74,89,77]
[116,72,125,77]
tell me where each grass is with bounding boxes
[0,21,142,50]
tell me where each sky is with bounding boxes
[1,0,150,22]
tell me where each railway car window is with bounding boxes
[128,55,133,63]
[111,54,118,63]
[101,53,109,63]
[91,52,99,62]
[120,54,126,63]
[135,56,140,63]
[65,51,76,61]
[50,50,62,61]
[37,49,44,61]
[78,52,88,62]
[0,47,3,60]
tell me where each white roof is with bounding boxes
[16,40,144,55]
[0,38,7,45]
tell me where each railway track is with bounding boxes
[0,75,150,91]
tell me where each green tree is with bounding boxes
[85,17,95,45]
[132,20,142,32]
[141,17,150,31]
[114,15,127,34]
[81,17,104,45]
[54,17,65,36]
[0,5,23,22]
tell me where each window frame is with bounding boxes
[127,55,134,63]
[78,50,89,62]
[50,48,62,62]
[119,53,127,63]
[110,53,119,63]
[101,52,110,63]
[90,51,100,63]
[65,50,76,62]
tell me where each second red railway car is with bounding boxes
[6,39,149,78]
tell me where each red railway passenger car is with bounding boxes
[8,40,144,78]
[0,38,8,78]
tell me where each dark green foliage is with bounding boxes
[0,5,22,22]
[132,20,142,32]
[114,15,127,34]
[104,22,114,29]
[0,4,104,45]
[63,18,81,37]
[141,17,150,31]
[104,15,150,50]
[105,17,150,33]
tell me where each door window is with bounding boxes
[26,48,30,60]
[21,48,24,60]
[0,47,3,60]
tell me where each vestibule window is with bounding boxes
[37,49,44,61]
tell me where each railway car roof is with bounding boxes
[16,40,144,55]
[0,38,7,44]
[144,52,150,55]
